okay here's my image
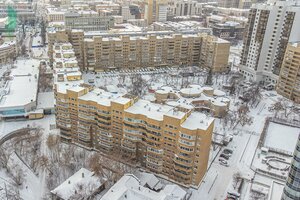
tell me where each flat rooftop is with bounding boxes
[264,122,300,154]
[125,99,186,121]
[78,88,129,106]
[181,112,214,130]
[268,181,284,200]
[0,59,39,109]
[37,92,55,109]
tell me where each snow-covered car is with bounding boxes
[220,153,230,160]
[219,159,229,167]
[223,148,233,156]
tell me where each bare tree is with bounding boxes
[88,154,105,177]
[3,184,23,200]
[10,164,26,186]
[247,85,262,107]
[0,148,12,171]
[232,172,242,189]
[205,69,213,86]
[128,74,148,97]
[21,44,26,56]
[233,105,253,128]
[46,134,60,162]
[268,101,284,118]
[250,191,266,200]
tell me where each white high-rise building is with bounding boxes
[121,6,135,22]
[157,4,167,22]
[239,0,300,84]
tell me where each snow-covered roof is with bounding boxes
[78,88,129,106]
[51,168,105,200]
[139,172,163,191]
[0,59,39,110]
[157,84,229,109]
[181,112,214,130]
[37,92,55,109]
[125,99,186,121]
[101,174,187,200]
[264,122,300,154]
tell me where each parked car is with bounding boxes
[220,153,230,160]
[223,149,233,156]
[88,79,95,83]
[263,84,274,90]
[219,159,229,167]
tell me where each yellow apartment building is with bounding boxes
[84,33,230,72]
[52,41,214,187]
[277,42,300,103]
[48,30,230,72]
[54,85,214,187]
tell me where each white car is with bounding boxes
[219,159,229,167]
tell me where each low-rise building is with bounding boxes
[101,174,188,200]
[0,59,40,119]
[51,168,106,200]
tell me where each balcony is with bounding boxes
[146,158,163,166]
[147,147,163,154]
[99,141,113,148]
[121,143,136,151]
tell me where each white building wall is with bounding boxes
[157,4,167,22]
[240,0,300,83]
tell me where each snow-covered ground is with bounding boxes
[0,115,55,199]
[0,115,55,140]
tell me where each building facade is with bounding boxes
[276,42,300,103]
[0,40,16,65]
[47,29,84,68]
[55,84,214,187]
[239,0,300,84]
[52,43,214,186]
[83,33,229,72]
[212,22,244,40]
[64,10,114,31]
[48,30,229,72]
[281,134,300,200]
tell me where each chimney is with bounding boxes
[68,180,71,184]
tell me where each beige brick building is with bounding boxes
[277,42,300,103]
[83,33,230,72]
[48,30,230,72]
[55,84,214,187]
[52,40,215,187]
[48,29,84,68]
